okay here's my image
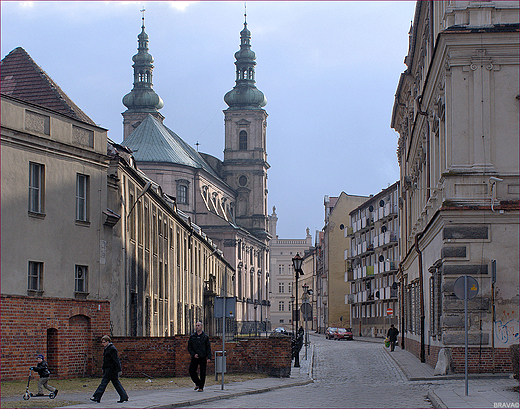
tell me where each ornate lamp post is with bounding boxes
[292,253,303,367]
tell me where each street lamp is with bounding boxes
[292,253,303,368]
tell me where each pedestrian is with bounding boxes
[30,354,58,397]
[387,324,399,352]
[91,335,129,403]
[188,321,211,392]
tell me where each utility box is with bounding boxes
[215,350,226,380]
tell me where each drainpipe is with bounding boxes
[399,262,405,349]
[414,232,426,363]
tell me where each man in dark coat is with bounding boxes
[91,335,129,403]
[188,321,211,392]
[387,324,400,352]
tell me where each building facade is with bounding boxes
[120,15,270,334]
[268,207,313,332]
[348,183,400,338]
[0,47,233,380]
[322,193,368,330]
[391,1,519,372]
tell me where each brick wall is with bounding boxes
[110,336,292,379]
[1,295,110,381]
[404,337,514,373]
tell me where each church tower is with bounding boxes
[122,11,164,139]
[223,13,269,241]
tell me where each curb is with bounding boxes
[152,379,314,408]
[427,390,448,409]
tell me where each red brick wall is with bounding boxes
[1,295,110,381]
[403,337,514,373]
[110,336,292,379]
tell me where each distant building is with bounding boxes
[391,1,519,372]
[322,193,368,330]
[348,182,399,338]
[120,15,271,334]
[268,207,313,332]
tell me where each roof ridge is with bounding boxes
[1,47,96,126]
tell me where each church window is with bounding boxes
[239,131,247,150]
[177,185,188,204]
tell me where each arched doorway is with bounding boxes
[46,328,58,376]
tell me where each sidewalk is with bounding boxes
[356,335,519,408]
[57,345,314,409]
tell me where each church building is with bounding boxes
[120,13,271,335]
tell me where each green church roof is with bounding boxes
[122,114,220,178]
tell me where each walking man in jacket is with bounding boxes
[91,335,129,403]
[387,324,399,352]
[188,321,211,392]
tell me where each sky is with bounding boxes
[1,1,416,240]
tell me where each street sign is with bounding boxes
[453,275,479,300]
[301,302,313,321]
[214,297,236,318]
[386,308,393,316]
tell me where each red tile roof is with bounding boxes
[1,47,96,125]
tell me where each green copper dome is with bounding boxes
[123,16,163,113]
[224,16,266,110]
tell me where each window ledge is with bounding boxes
[28,211,46,219]
[75,220,91,227]
[74,292,89,300]
[27,289,44,297]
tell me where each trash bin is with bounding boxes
[215,350,226,380]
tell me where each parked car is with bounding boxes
[270,327,291,337]
[334,327,354,340]
[325,327,337,339]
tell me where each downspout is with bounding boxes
[399,262,405,349]
[414,232,426,363]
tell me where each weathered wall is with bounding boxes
[101,336,292,379]
[1,295,110,381]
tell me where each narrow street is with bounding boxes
[190,334,433,408]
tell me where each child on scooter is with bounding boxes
[30,354,58,397]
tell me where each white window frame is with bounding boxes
[75,265,88,293]
[76,174,89,222]
[28,162,44,213]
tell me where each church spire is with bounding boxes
[224,10,266,110]
[122,10,164,139]
[122,10,163,115]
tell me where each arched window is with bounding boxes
[239,131,247,150]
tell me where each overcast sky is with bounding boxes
[1,1,416,239]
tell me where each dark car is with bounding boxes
[325,327,337,339]
[334,327,354,340]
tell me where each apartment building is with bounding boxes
[348,183,399,338]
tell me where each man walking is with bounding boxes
[91,335,129,403]
[387,324,399,352]
[188,321,211,392]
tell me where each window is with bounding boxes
[239,130,247,150]
[278,301,285,312]
[28,163,44,213]
[279,282,285,293]
[76,174,89,222]
[28,261,43,291]
[75,265,88,293]
[177,184,188,204]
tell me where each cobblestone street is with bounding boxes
[190,335,433,408]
